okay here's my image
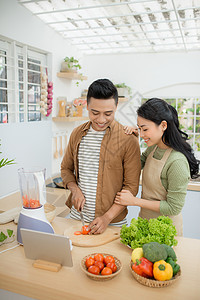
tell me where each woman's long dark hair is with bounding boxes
[137,98,199,178]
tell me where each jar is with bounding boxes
[58,99,66,117]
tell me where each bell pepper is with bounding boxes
[153,260,173,281]
[165,257,180,276]
[132,257,153,278]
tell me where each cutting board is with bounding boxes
[64,223,120,247]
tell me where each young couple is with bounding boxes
[61,79,199,236]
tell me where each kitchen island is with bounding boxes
[0,217,200,300]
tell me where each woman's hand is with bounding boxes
[114,190,136,206]
[123,125,139,137]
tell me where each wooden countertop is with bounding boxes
[187,180,200,192]
[0,217,200,300]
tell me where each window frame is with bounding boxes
[0,36,50,124]
[140,97,200,156]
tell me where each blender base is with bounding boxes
[17,207,54,244]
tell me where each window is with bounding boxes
[0,37,49,123]
[140,97,200,153]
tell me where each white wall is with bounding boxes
[0,0,85,197]
[82,51,200,97]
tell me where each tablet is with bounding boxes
[20,228,73,267]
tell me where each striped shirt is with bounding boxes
[70,126,127,227]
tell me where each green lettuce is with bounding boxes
[120,216,178,249]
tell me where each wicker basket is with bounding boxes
[81,253,122,281]
[130,261,181,288]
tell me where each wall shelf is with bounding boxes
[52,116,89,122]
[57,72,87,80]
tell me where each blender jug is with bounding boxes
[17,168,54,244]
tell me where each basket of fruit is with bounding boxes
[130,242,181,288]
[81,253,122,281]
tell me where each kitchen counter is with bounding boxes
[187,179,200,192]
[0,217,200,300]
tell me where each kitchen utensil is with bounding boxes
[130,261,181,288]
[79,211,85,227]
[54,137,59,159]
[64,222,120,247]
[59,136,63,156]
[81,253,122,281]
[17,168,54,244]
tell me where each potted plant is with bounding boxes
[61,56,82,73]
[0,140,15,169]
[115,83,132,98]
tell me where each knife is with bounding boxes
[80,211,85,227]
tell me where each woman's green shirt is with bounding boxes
[141,145,190,215]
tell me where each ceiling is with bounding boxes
[18,0,200,55]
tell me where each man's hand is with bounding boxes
[67,182,85,211]
[88,215,110,235]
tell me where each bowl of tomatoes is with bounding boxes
[81,253,122,281]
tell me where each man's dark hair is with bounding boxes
[87,78,118,106]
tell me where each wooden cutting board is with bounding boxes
[64,223,120,247]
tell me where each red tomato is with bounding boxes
[85,257,95,268]
[94,260,105,271]
[101,267,112,275]
[104,255,115,265]
[74,231,82,235]
[94,253,104,262]
[88,265,100,275]
[106,262,117,273]
[81,225,91,235]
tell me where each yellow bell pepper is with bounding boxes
[153,260,173,281]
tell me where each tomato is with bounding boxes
[88,265,100,275]
[104,255,115,265]
[94,253,104,262]
[85,257,95,268]
[94,260,105,271]
[81,225,91,235]
[106,262,117,273]
[74,231,82,235]
[101,267,112,275]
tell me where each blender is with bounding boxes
[17,168,54,244]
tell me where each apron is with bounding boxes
[139,146,183,236]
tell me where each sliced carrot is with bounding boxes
[74,231,82,235]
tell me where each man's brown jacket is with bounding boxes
[61,120,141,223]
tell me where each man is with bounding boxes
[61,79,141,234]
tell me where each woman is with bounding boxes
[114,98,199,236]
